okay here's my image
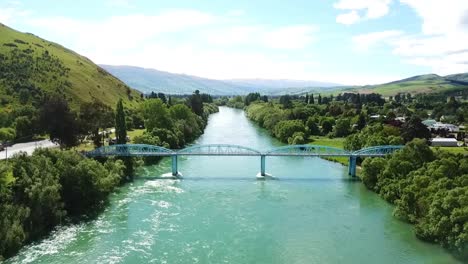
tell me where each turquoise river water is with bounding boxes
[5,107,461,263]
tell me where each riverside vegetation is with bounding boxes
[0,90,218,260]
[239,91,467,260]
[0,23,220,260]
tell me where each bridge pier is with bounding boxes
[348,156,357,177]
[172,155,178,176]
[162,155,182,178]
[257,155,272,179]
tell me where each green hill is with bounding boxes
[340,74,468,96]
[0,23,142,109]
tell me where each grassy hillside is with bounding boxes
[347,74,468,96]
[0,23,142,109]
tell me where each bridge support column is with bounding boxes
[348,156,357,177]
[172,155,178,176]
[162,155,182,178]
[257,155,272,179]
[261,155,266,176]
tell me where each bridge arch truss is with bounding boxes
[352,145,403,157]
[86,144,174,157]
[265,145,351,157]
[177,144,261,156]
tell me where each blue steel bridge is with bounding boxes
[86,144,403,178]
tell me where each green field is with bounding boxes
[432,146,468,155]
[309,136,349,165]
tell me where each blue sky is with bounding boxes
[1,0,468,85]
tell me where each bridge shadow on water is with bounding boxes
[134,176,361,183]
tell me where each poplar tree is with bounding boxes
[115,99,127,144]
[115,99,133,179]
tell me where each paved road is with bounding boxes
[0,139,59,160]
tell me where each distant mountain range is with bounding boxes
[100,65,341,95]
[101,65,468,96]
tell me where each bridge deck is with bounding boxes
[86,144,404,158]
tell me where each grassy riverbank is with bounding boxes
[309,136,349,165]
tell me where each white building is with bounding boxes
[430,122,459,132]
[431,138,458,147]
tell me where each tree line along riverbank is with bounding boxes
[0,90,218,261]
[234,92,467,260]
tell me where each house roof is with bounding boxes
[431,138,457,142]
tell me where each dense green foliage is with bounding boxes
[344,124,403,151]
[136,96,218,151]
[245,94,383,143]
[0,149,124,260]
[361,140,468,259]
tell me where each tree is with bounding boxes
[288,132,306,145]
[79,100,114,147]
[0,128,15,142]
[320,119,333,134]
[310,94,315,104]
[401,117,431,143]
[244,93,261,106]
[356,112,366,130]
[39,94,79,148]
[279,95,292,109]
[273,120,306,143]
[305,93,309,104]
[157,93,167,104]
[141,99,172,131]
[115,99,127,144]
[333,118,351,137]
[188,90,204,116]
[361,157,386,190]
[318,94,322,105]
[306,117,320,135]
[14,116,34,141]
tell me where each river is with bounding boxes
[5,107,460,264]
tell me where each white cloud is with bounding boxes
[0,6,31,24]
[352,30,403,51]
[27,10,217,52]
[261,25,318,49]
[14,9,326,82]
[205,25,317,49]
[334,0,392,25]
[350,0,468,75]
[336,11,360,25]
[400,0,468,35]
[394,0,468,74]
